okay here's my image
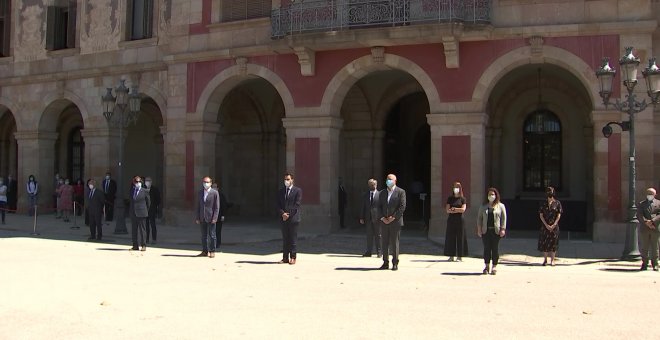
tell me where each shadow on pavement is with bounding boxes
[161,254,200,258]
[96,247,130,251]
[599,268,642,273]
[325,254,364,258]
[235,260,281,265]
[441,272,484,276]
[334,267,383,271]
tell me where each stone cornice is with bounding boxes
[13,131,59,141]
[426,112,488,126]
[282,116,344,130]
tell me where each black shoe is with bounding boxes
[362,252,372,257]
[376,252,382,257]
[130,247,139,251]
[392,263,398,271]
[87,237,95,241]
[196,251,208,257]
[641,264,648,271]
[379,262,389,270]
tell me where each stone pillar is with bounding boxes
[341,129,382,224]
[282,116,343,234]
[427,112,487,242]
[80,128,115,182]
[14,131,58,214]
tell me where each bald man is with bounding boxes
[378,174,406,271]
[638,188,660,271]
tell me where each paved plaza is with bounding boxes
[1,214,658,339]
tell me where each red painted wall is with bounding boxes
[607,133,622,221]
[442,136,471,205]
[189,0,212,35]
[295,138,320,205]
[186,35,620,112]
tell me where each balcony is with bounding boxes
[271,0,492,39]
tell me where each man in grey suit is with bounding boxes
[129,176,151,251]
[638,187,660,271]
[359,178,382,257]
[195,176,220,258]
[378,174,406,271]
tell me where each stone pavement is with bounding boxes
[1,212,658,339]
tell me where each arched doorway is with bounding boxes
[50,102,84,184]
[486,64,593,236]
[340,70,430,229]
[124,97,165,194]
[215,78,286,219]
[0,108,17,179]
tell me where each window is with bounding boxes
[46,0,76,50]
[221,0,271,22]
[523,110,562,191]
[68,127,84,182]
[0,0,10,57]
[127,0,154,40]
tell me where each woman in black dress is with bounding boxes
[538,186,562,266]
[444,182,468,261]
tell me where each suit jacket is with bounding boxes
[196,188,220,223]
[379,186,406,227]
[218,190,228,218]
[638,198,660,227]
[129,187,150,218]
[102,179,117,200]
[278,186,302,223]
[86,188,105,216]
[147,185,161,215]
[360,189,382,224]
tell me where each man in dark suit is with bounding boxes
[638,187,660,271]
[6,174,17,213]
[338,177,347,229]
[129,176,150,251]
[359,178,382,257]
[102,172,117,222]
[378,174,406,271]
[85,179,105,241]
[144,176,161,244]
[195,176,220,258]
[277,172,302,265]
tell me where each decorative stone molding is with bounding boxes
[293,47,316,76]
[235,57,248,75]
[371,47,385,64]
[442,36,459,68]
[529,36,544,62]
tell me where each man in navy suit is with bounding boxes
[195,176,220,258]
[85,179,106,241]
[378,174,406,271]
[102,172,117,222]
[129,176,151,251]
[277,173,302,265]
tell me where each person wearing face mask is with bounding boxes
[73,178,84,217]
[338,177,347,229]
[6,175,17,214]
[85,179,106,240]
[195,176,220,258]
[378,174,406,271]
[211,182,228,250]
[129,176,150,251]
[55,177,65,219]
[56,178,74,222]
[0,177,7,224]
[277,173,302,264]
[538,186,562,266]
[144,176,161,245]
[637,188,660,271]
[444,182,468,262]
[26,175,39,216]
[102,172,117,222]
[359,178,382,257]
[476,187,507,275]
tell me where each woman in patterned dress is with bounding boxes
[538,186,562,266]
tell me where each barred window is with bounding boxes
[46,0,76,50]
[221,0,271,22]
[127,0,154,40]
[523,110,562,191]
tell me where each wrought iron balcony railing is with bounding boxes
[271,0,492,39]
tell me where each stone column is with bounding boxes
[282,116,343,234]
[427,112,487,242]
[341,129,381,223]
[13,131,58,214]
[80,128,115,182]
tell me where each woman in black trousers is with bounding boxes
[476,188,507,275]
[444,182,468,261]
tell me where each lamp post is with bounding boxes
[102,79,141,234]
[596,47,660,260]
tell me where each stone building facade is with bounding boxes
[0,0,658,242]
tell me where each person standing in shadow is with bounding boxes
[359,178,382,257]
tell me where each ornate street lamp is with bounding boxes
[596,47,660,260]
[102,79,141,234]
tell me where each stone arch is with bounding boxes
[0,97,24,130]
[38,90,91,131]
[321,53,441,117]
[372,81,426,129]
[472,45,599,117]
[195,63,295,123]
[140,84,168,126]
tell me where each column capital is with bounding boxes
[426,112,488,126]
[80,128,118,139]
[13,131,58,141]
[186,122,221,134]
[282,116,343,130]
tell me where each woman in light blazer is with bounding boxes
[476,187,507,275]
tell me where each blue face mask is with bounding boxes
[386,179,394,188]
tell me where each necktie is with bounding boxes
[134,189,138,200]
[286,188,290,199]
[105,181,108,192]
[89,189,93,199]
[370,192,374,205]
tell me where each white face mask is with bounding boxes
[284,180,292,188]
[488,195,496,203]
[453,188,460,195]
[105,175,110,180]
[145,181,152,188]
[135,182,142,189]
[88,184,94,190]
[648,195,655,202]
[203,182,211,189]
